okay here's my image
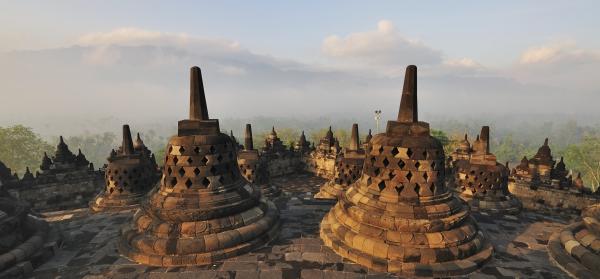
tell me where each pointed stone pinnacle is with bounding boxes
[189,66,209,120]
[397,65,418,122]
[122,124,134,155]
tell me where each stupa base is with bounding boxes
[548,221,600,278]
[320,213,493,276]
[460,193,522,215]
[90,192,145,213]
[0,215,52,278]
[118,200,281,267]
[314,181,344,200]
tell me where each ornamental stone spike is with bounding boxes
[480,126,490,154]
[189,66,209,120]
[245,124,254,151]
[397,65,418,122]
[122,125,134,155]
[349,123,359,151]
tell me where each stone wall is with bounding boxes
[508,180,600,213]
[302,154,337,179]
[264,154,300,177]
[8,173,104,212]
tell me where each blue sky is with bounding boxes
[3,1,599,66]
[1,1,600,132]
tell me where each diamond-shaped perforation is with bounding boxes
[178,168,185,177]
[170,177,177,187]
[202,177,210,187]
[209,146,216,154]
[391,147,399,156]
[431,161,437,170]
[395,184,404,194]
[194,146,200,154]
[378,146,384,154]
[185,178,192,188]
[193,167,200,176]
[406,148,413,158]
[201,156,209,166]
[398,160,406,169]
[378,181,386,191]
[172,156,179,165]
[179,146,186,154]
[429,183,435,193]
[414,161,421,169]
[423,172,429,181]
[218,176,225,184]
[406,171,413,181]
[382,158,390,167]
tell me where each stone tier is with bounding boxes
[0,197,51,278]
[119,131,281,266]
[548,204,600,278]
[315,156,364,200]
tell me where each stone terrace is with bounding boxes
[32,174,574,278]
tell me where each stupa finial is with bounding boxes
[349,123,359,151]
[480,126,490,154]
[122,124,134,155]
[189,66,209,120]
[245,124,254,150]
[397,65,418,122]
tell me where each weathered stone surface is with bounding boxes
[29,174,572,278]
[304,126,341,179]
[316,123,365,200]
[319,65,493,276]
[549,203,600,277]
[90,125,159,212]
[449,126,522,215]
[118,66,280,266]
[0,184,54,278]
[509,180,600,213]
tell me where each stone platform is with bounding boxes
[30,174,575,278]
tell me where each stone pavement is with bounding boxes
[30,173,575,278]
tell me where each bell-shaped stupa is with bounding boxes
[315,123,365,200]
[90,125,158,212]
[452,126,522,214]
[320,65,492,276]
[238,124,281,198]
[119,66,281,266]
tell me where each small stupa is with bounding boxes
[119,66,280,266]
[452,126,522,214]
[90,125,158,212]
[315,123,365,200]
[237,124,281,198]
[320,65,492,276]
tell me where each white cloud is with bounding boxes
[519,41,600,65]
[322,20,442,68]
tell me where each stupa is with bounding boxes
[261,126,297,177]
[452,126,522,214]
[363,129,373,150]
[305,126,341,178]
[90,125,158,212]
[315,123,365,200]
[320,65,492,276]
[238,124,281,198]
[119,66,280,266]
[0,164,51,278]
[548,203,600,277]
[293,131,311,154]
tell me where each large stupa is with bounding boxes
[320,65,493,276]
[119,66,281,266]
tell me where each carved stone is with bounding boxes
[90,125,159,212]
[315,123,365,200]
[320,65,492,276]
[119,66,280,266]
[238,124,281,198]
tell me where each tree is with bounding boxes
[562,136,600,191]
[0,125,53,175]
[65,132,118,169]
[431,129,455,155]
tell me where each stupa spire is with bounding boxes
[397,65,418,122]
[122,125,134,155]
[480,126,490,154]
[189,66,209,120]
[349,123,359,151]
[245,124,254,150]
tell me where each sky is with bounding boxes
[1,1,600,134]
